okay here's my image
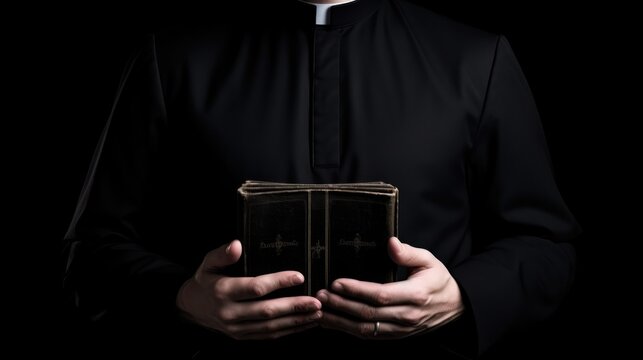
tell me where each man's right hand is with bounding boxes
[176,240,322,339]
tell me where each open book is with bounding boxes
[236,181,398,297]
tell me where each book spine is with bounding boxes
[309,190,326,296]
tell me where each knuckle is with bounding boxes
[359,305,376,320]
[324,295,337,308]
[410,289,428,306]
[225,324,237,334]
[419,248,432,257]
[249,281,267,297]
[279,275,293,288]
[424,294,434,306]
[260,305,277,319]
[303,311,320,323]
[262,321,279,332]
[374,291,391,306]
[212,281,227,299]
[401,311,423,326]
[292,316,307,326]
[358,323,372,337]
[216,308,235,323]
[293,301,310,312]
[416,248,432,262]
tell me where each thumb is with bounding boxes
[201,240,243,272]
[387,237,437,268]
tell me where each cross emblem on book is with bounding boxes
[311,240,325,258]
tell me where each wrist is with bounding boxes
[446,276,465,314]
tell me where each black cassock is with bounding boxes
[64,0,580,357]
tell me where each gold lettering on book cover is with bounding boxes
[260,234,299,255]
[338,233,376,253]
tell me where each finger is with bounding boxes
[238,322,319,340]
[228,311,322,338]
[200,240,243,271]
[319,312,418,339]
[226,296,321,322]
[317,290,425,326]
[330,278,428,306]
[387,237,438,269]
[218,271,305,300]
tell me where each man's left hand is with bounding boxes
[316,237,464,339]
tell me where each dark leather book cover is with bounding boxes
[237,181,398,297]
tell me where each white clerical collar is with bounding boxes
[299,0,357,25]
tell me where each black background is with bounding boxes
[57,1,629,358]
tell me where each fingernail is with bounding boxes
[225,243,232,254]
[316,291,328,302]
[331,281,343,292]
[291,273,304,284]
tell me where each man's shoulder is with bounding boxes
[153,25,231,56]
[150,22,258,73]
[392,0,499,61]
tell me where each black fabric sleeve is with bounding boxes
[449,35,581,356]
[62,35,190,326]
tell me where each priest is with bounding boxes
[63,0,580,358]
